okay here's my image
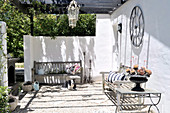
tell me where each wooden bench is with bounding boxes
[101,72,150,112]
[101,65,131,92]
[100,65,147,112]
[32,60,83,84]
[101,65,162,113]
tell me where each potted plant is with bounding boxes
[126,64,152,91]
[22,81,33,92]
[0,86,10,112]
[8,96,18,111]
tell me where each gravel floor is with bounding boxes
[17,82,116,113]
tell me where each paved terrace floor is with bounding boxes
[17,82,116,113]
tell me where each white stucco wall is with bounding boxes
[94,14,114,76]
[111,0,170,112]
[24,36,96,82]
[24,35,34,82]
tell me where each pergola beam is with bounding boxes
[10,0,128,14]
[9,0,29,13]
[9,0,128,35]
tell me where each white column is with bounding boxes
[24,35,33,82]
[93,14,113,78]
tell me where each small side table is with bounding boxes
[116,88,161,113]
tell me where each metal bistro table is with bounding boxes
[115,88,161,113]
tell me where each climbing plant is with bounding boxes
[0,24,10,113]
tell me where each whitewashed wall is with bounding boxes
[24,14,114,82]
[94,14,115,78]
[111,0,170,112]
[24,36,95,82]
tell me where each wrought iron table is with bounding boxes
[115,88,161,113]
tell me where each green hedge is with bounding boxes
[34,14,96,37]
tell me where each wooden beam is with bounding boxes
[30,14,34,36]
[10,0,128,14]
[9,0,29,13]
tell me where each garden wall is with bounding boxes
[111,0,170,112]
[24,14,114,83]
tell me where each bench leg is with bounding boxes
[102,74,105,92]
[116,93,122,113]
[67,79,77,90]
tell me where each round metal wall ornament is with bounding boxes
[130,6,145,47]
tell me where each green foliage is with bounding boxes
[0,86,10,113]
[0,0,30,62]
[34,14,96,37]
[0,3,10,111]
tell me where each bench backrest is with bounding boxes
[33,60,82,75]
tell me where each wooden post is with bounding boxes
[89,59,92,83]
[83,52,86,83]
[80,60,83,83]
[30,14,34,36]
[102,73,105,92]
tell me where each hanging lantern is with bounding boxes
[68,0,79,28]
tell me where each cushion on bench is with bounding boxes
[66,64,81,75]
[107,71,125,83]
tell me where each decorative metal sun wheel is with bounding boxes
[130,6,145,47]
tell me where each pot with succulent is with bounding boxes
[126,64,152,91]
[8,95,18,111]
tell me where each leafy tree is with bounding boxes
[0,0,30,62]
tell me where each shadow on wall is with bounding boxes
[111,0,170,53]
[142,0,170,49]
[78,37,96,80]
[110,2,156,68]
[111,13,151,68]
[33,36,96,77]
[110,1,170,112]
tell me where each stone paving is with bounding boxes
[17,82,116,113]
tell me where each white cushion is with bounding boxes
[38,69,44,75]
[108,71,114,82]
[107,71,125,82]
